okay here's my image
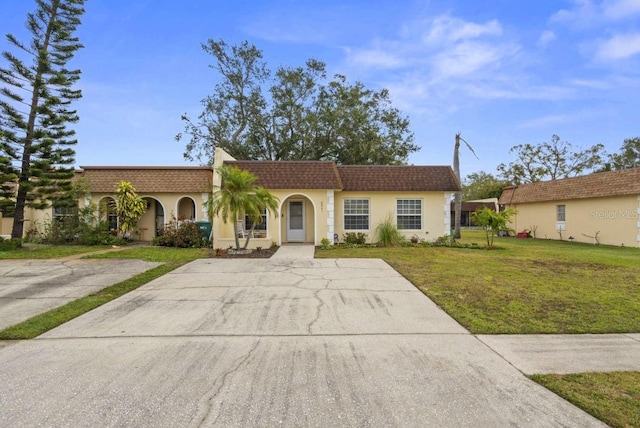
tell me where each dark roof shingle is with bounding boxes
[79,166,212,193]
[224,161,343,189]
[499,168,640,204]
[337,165,460,192]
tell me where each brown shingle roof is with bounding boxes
[79,166,212,193]
[337,165,461,192]
[225,161,343,189]
[499,168,640,204]
[450,201,496,211]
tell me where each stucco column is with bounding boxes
[443,193,453,236]
[326,190,335,243]
[637,194,640,247]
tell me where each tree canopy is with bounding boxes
[0,0,85,238]
[177,39,418,165]
[497,135,604,185]
[462,171,508,200]
[605,137,640,170]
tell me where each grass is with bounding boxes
[317,230,640,334]
[0,243,112,259]
[531,372,640,428]
[0,246,209,339]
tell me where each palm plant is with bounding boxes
[207,165,279,250]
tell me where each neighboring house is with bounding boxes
[21,166,212,240]
[13,147,461,246]
[449,199,499,228]
[499,168,640,247]
[212,148,460,249]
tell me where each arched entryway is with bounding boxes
[280,194,316,244]
[98,196,118,233]
[137,197,164,240]
[177,197,196,221]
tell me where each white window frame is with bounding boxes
[245,208,268,233]
[397,199,422,230]
[343,198,370,231]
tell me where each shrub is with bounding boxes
[320,237,332,250]
[343,232,367,245]
[0,237,21,251]
[375,218,405,247]
[154,221,208,248]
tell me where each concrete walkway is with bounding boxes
[0,254,610,427]
[271,243,316,259]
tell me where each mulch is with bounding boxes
[209,246,280,259]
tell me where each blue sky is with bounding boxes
[3,0,640,178]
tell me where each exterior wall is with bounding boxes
[1,215,13,238]
[506,194,640,247]
[212,189,328,249]
[88,192,208,241]
[22,206,54,237]
[335,191,453,244]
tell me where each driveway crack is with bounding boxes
[195,338,262,427]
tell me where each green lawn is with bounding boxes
[317,231,640,334]
[531,372,640,428]
[0,243,112,259]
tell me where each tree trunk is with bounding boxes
[453,133,462,239]
[11,2,59,239]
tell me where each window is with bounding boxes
[53,205,77,222]
[556,205,566,222]
[397,199,422,230]
[245,209,267,231]
[344,199,369,230]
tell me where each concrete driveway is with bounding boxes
[0,256,604,427]
[0,259,160,330]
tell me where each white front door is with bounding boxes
[287,200,305,241]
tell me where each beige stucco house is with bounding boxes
[212,148,460,249]
[499,168,640,247]
[14,147,461,247]
[20,166,212,241]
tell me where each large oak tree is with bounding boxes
[0,0,85,239]
[177,39,417,165]
[497,135,604,185]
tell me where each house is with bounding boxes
[21,166,212,241]
[498,168,640,247]
[212,148,460,249]
[12,147,461,247]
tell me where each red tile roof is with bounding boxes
[337,165,460,192]
[499,168,640,204]
[224,161,343,189]
[79,166,212,193]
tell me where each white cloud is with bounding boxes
[596,32,640,60]
[431,41,516,78]
[424,16,502,44]
[550,0,640,26]
[550,0,599,26]
[537,30,557,47]
[602,0,640,19]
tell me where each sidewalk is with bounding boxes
[271,244,315,259]
[478,333,640,375]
